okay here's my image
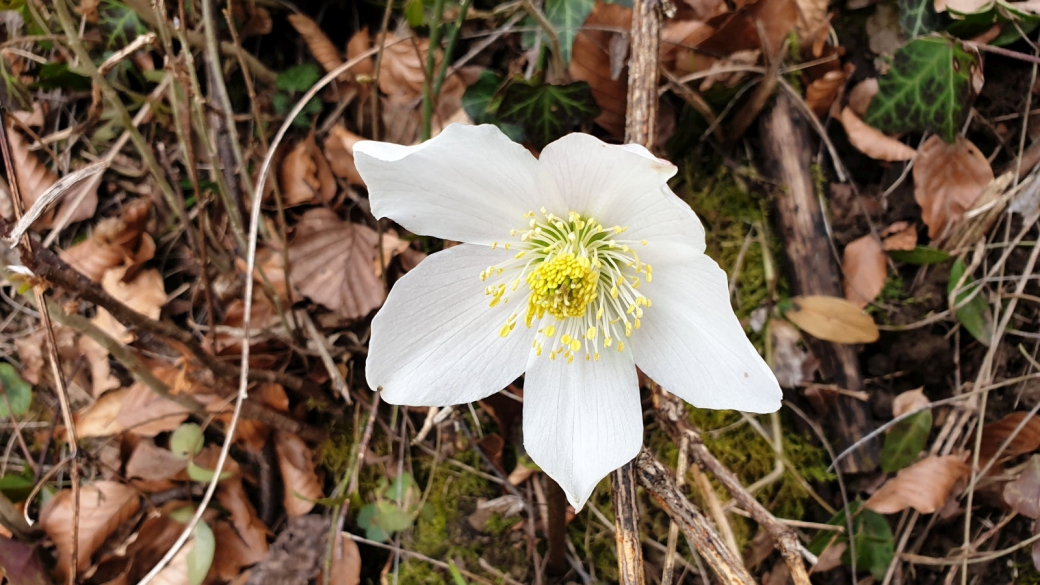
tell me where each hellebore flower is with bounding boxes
[355,124,781,509]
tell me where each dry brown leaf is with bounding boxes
[698,49,760,92]
[61,199,154,283]
[40,481,140,574]
[93,267,167,344]
[279,131,337,207]
[843,234,887,309]
[866,455,969,514]
[231,1,272,37]
[840,107,915,161]
[79,335,119,398]
[232,383,289,453]
[317,535,362,585]
[75,387,129,438]
[125,438,188,491]
[324,124,366,186]
[913,135,994,238]
[805,68,847,118]
[570,1,633,137]
[880,221,917,251]
[784,295,880,344]
[892,388,929,418]
[212,470,269,578]
[375,34,471,143]
[274,431,323,517]
[769,319,818,388]
[346,28,375,79]
[116,381,190,437]
[979,412,1040,462]
[810,541,847,574]
[287,14,346,81]
[376,229,420,278]
[847,78,878,117]
[795,0,831,46]
[288,208,386,320]
[1,121,97,229]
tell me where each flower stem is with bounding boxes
[421,0,447,142]
[545,475,569,575]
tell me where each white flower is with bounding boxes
[355,124,781,509]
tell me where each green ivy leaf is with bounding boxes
[887,246,951,264]
[808,501,894,581]
[544,0,596,65]
[865,36,983,144]
[497,78,599,149]
[880,410,932,472]
[949,258,993,345]
[898,0,946,38]
[187,519,215,585]
[0,363,32,418]
[99,0,148,50]
[461,71,525,141]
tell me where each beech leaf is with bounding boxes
[978,412,1040,462]
[843,234,887,309]
[783,295,880,344]
[840,107,916,162]
[274,431,324,517]
[914,135,994,239]
[287,208,386,320]
[1004,455,1040,519]
[40,481,140,574]
[866,455,969,514]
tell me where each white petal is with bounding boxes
[538,133,706,259]
[522,349,642,509]
[354,124,564,245]
[632,252,782,413]
[367,244,533,405]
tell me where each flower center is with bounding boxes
[480,209,651,363]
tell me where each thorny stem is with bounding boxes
[421,0,448,142]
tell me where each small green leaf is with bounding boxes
[277,63,322,93]
[948,258,993,345]
[880,410,932,472]
[0,363,32,418]
[462,71,526,141]
[887,246,951,264]
[187,519,215,585]
[386,472,417,504]
[865,36,983,144]
[186,461,233,483]
[808,501,894,581]
[898,0,947,38]
[544,0,596,65]
[448,560,469,585]
[32,62,91,92]
[99,0,147,50]
[0,473,33,502]
[0,0,26,9]
[497,78,599,149]
[357,503,390,542]
[169,423,204,459]
[404,0,425,27]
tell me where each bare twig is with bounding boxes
[635,449,756,585]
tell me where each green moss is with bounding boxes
[648,406,832,547]
[397,450,528,584]
[677,163,785,348]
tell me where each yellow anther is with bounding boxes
[617,341,625,352]
[570,339,581,352]
[545,325,556,337]
[586,327,597,340]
